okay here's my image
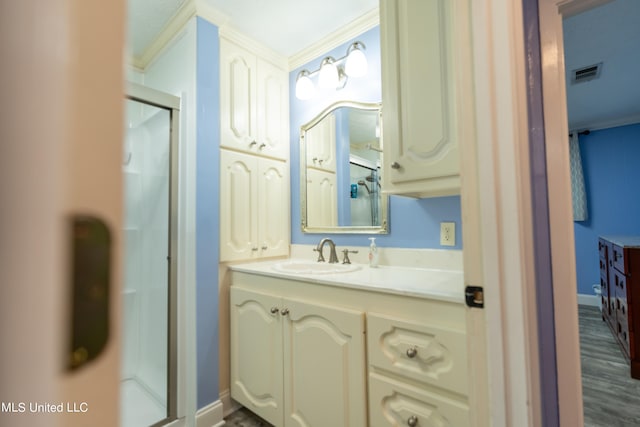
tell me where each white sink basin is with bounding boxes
[272,260,361,275]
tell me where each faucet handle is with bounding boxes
[313,248,325,262]
[342,249,358,264]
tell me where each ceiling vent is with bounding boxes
[571,62,603,84]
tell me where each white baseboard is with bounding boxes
[578,293,599,307]
[196,399,224,427]
[219,388,242,417]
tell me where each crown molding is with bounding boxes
[570,113,640,133]
[288,7,379,71]
[557,0,614,18]
[131,0,230,70]
[219,26,289,70]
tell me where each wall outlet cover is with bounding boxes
[440,222,455,246]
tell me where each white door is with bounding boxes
[0,2,124,427]
[282,298,367,427]
[220,150,259,261]
[258,158,290,257]
[230,288,284,426]
[220,39,258,153]
[257,58,290,160]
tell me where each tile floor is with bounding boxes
[224,407,273,426]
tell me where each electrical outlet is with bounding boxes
[440,222,455,246]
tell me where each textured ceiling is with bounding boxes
[203,0,377,57]
[127,0,186,58]
[563,0,640,130]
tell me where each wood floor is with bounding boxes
[579,305,640,426]
[226,306,640,427]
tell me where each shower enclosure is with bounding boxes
[121,84,179,427]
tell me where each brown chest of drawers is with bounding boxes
[599,236,640,378]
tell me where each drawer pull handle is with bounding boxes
[281,308,290,316]
[407,415,418,426]
[391,161,401,170]
[406,347,418,358]
[270,307,279,315]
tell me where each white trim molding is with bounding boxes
[288,8,379,71]
[539,0,588,425]
[195,400,225,427]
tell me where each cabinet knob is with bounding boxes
[407,415,418,427]
[259,143,266,150]
[270,307,279,315]
[249,140,257,147]
[262,245,268,250]
[391,161,401,170]
[406,347,418,358]
[280,308,289,316]
[252,247,259,252]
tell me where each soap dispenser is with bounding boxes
[368,237,379,268]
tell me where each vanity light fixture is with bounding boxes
[295,41,368,100]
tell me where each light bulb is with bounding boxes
[345,43,368,77]
[318,57,339,89]
[295,71,315,100]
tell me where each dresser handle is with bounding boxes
[407,415,418,426]
[406,347,418,358]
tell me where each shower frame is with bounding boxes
[125,82,180,427]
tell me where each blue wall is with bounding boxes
[289,26,463,250]
[195,17,220,409]
[574,123,640,295]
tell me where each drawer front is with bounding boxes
[612,244,627,274]
[367,313,467,395]
[599,238,608,259]
[600,274,612,317]
[368,372,469,427]
[614,270,628,303]
[618,312,631,358]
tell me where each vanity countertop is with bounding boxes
[228,259,465,304]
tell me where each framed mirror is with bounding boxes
[300,101,388,234]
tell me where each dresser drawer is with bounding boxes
[612,244,628,273]
[367,312,467,395]
[618,314,631,358]
[614,269,629,302]
[368,372,469,427]
[599,238,608,259]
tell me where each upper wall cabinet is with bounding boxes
[220,38,289,160]
[380,0,471,197]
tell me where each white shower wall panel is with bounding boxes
[122,105,170,408]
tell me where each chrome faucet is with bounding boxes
[315,238,339,264]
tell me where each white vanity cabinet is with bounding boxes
[229,268,469,427]
[220,150,289,261]
[220,38,289,160]
[380,0,472,197]
[230,286,367,427]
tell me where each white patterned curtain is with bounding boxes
[569,132,588,221]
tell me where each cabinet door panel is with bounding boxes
[382,0,458,184]
[306,168,337,228]
[258,158,289,257]
[368,312,468,395]
[257,59,289,159]
[230,288,284,426]
[369,372,470,427]
[220,40,257,152]
[305,113,336,172]
[220,151,258,261]
[283,298,367,427]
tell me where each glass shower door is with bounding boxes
[121,98,174,427]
